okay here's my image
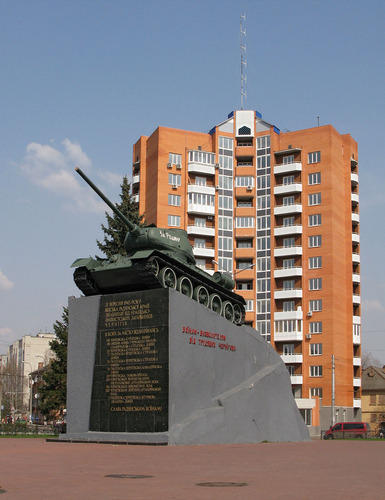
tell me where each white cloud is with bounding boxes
[20,140,107,214]
[97,169,124,187]
[0,327,13,337]
[0,269,14,291]
[362,299,385,313]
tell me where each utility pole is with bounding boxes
[331,355,335,426]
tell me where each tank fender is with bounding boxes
[70,257,101,269]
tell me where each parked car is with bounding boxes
[324,422,370,439]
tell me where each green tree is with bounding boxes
[39,307,68,418]
[96,176,145,258]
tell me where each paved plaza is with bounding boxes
[0,438,383,499]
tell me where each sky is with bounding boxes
[0,0,384,363]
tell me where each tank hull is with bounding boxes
[72,250,246,325]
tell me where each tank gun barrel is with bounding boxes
[75,167,141,236]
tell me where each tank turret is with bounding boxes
[71,167,245,325]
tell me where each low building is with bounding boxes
[361,366,385,435]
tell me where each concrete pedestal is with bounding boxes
[63,288,309,444]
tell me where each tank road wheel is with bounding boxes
[222,301,234,322]
[233,304,244,325]
[159,267,177,289]
[209,294,222,315]
[148,257,160,276]
[193,285,209,307]
[177,276,193,298]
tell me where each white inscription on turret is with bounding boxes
[159,230,180,243]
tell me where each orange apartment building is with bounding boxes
[131,110,361,433]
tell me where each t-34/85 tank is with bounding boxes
[71,167,246,325]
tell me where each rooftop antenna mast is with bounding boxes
[240,13,247,110]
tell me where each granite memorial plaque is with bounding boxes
[89,289,169,433]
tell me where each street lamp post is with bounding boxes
[21,361,33,423]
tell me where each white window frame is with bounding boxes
[310,343,322,356]
[308,193,321,206]
[309,256,322,269]
[309,321,322,334]
[310,365,323,377]
[309,278,322,290]
[309,235,322,248]
[308,172,321,185]
[309,299,323,312]
[308,151,321,164]
[168,194,181,206]
[168,215,180,227]
[309,214,322,227]
[169,173,181,186]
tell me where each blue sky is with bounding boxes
[0,0,384,363]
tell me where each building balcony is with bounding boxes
[351,172,359,185]
[235,247,255,259]
[274,204,302,216]
[274,310,303,321]
[235,145,254,158]
[274,162,302,175]
[187,203,215,216]
[353,356,362,367]
[235,186,255,197]
[351,193,359,205]
[187,184,216,196]
[132,174,140,185]
[294,398,316,410]
[352,253,360,264]
[353,315,361,325]
[274,246,303,258]
[188,162,216,176]
[290,375,303,385]
[132,194,139,203]
[187,225,215,237]
[274,267,303,279]
[353,398,361,408]
[274,183,302,196]
[351,212,360,224]
[353,294,361,305]
[193,247,215,258]
[274,289,303,300]
[274,224,303,237]
[353,377,361,387]
[352,273,361,284]
[352,232,360,244]
[281,353,303,364]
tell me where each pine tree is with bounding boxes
[39,308,68,418]
[96,176,145,258]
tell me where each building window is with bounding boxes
[283,237,295,248]
[257,237,270,250]
[283,259,295,269]
[287,366,295,376]
[235,176,254,187]
[283,175,295,185]
[309,235,322,248]
[245,300,254,311]
[369,395,377,406]
[308,172,321,185]
[235,216,254,228]
[237,281,253,290]
[310,343,322,356]
[310,365,323,377]
[257,195,270,209]
[309,214,322,226]
[309,278,322,290]
[168,194,181,206]
[257,215,270,229]
[310,387,323,398]
[169,173,181,186]
[194,238,206,249]
[309,299,322,312]
[189,193,215,206]
[283,343,294,355]
[195,258,206,270]
[169,153,182,165]
[237,199,253,208]
[256,299,270,313]
[188,150,215,165]
[195,176,207,186]
[283,301,295,312]
[218,195,233,209]
[308,193,321,206]
[283,280,295,290]
[194,217,206,227]
[283,196,295,206]
[218,237,232,251]
[309,256,322,269]
[309,322,322,334]
[168,215,180,227]
[283,216,295,227]
[283,155,294,165]
[256,257,270,271]
[257,279,270,292]
[237,239,253,248]
[308,151,321,164]
[219,175,233,189]
[257,135,270,149]
[218,257,232,272]
[218,216,232,230]
[257,175,270,189]
[237,260,253,270]
[219,156,233,170]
